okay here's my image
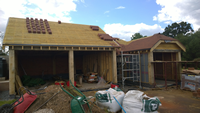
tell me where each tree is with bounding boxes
[131,33,147,40]
[163,21,194,38]
[0,31,3,45]
[175,29,200,61]
[0,31,8,55]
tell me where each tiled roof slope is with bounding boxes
[3,17,117,47]
[118,33,179,51]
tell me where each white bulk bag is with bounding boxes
[122,90,161,113]
[96,88,125,113]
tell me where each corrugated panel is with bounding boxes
[141,54,145,82]
[3,17,117,47]
[144,53,149,82]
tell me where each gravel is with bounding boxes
[34,109,55,113]
[0,90,11,101]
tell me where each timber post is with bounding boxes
[148,51,154,85]
[112,49,117,83]
[69,50,74,86]
[9,49,16,95]
[176,52,181,80]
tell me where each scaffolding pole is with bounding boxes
[118,51,140,89]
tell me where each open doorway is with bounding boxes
[153,52,177,87]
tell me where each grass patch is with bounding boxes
[0,99,16,106]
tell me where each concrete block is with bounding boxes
[0,80,9,91]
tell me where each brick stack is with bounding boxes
[193,89,200,98]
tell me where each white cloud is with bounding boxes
[104,23,164,41]
[104,11,110,14]
[164,21,171,24]
[115,6,125,9]
[0,0,78,32]
[154,0,200,30]
[80,0,85,3]
[153,16,157,21]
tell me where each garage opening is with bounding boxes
[16,50,113,90]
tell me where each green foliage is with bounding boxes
[0,99,16,106]
[163,21,194,38]
[175,29,200,61]
[131,33,146,40]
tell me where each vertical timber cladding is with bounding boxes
[18,51,69,77]
[83,51,113,82]
[153,52,178,80]
[163,53,172,80]
[140,53,149,83]
[163,53,176,80]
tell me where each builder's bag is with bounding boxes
[122,90,161,113]
[95,88,125,112]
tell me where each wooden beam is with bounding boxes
[175,41,186,52]
[69,50,74,86]
[148,52,154,84]
[112,50,117,83]
[176,52,181,80]
[150,40,163,52]
[153,49,182,52]
[9,50,15,95]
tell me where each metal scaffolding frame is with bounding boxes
[117,51,141,89]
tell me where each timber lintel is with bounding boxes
[7,45,118,51]
[153,49,181,52]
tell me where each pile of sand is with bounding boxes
[26,85,106,113]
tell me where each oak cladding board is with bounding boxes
[83,51,113,82]
[155,43,182,50]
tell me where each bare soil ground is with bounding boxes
[26,85,106,113]
[143,87,200,113]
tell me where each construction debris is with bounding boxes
[182,69,200,75]
[26,85,106,113]
[84,72,98,83]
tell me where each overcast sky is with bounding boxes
[0,0,200,43]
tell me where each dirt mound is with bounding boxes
[26,85,106,113]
